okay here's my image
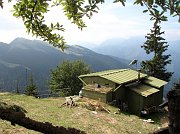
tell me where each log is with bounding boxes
[0,102,85,134]
[159,100,168,109]
[102,106,111,114]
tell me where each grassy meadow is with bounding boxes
[0,92,167,134]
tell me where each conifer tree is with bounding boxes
[25,74,38,97]
[141,9,173,82]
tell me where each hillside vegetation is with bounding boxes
[0,38,128,93]
[0,93,164,134]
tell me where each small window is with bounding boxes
[105,83,109,86]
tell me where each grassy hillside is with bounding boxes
[0,93,165,134]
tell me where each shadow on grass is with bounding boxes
[121,111,131,116]
[141,110,168,125]
[0,102,86,134]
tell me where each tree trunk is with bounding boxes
[167,89,180,134]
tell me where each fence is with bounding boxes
[0,88,71,98]
[37,88,71,98]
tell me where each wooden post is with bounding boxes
[167,89,180,134]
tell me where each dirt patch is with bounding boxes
[3,128,25,134]
[160,116,169,127]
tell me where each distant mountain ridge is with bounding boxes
[92,37,180,95]
[0,38,128,93]
[92,37,180,76]
[93,37,151,61]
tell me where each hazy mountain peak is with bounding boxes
[10,37,32,44]
[70,41,98,49]
[71,45,94,52]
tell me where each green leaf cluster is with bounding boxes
[113,0,126,6]
[12,0,66,50]
[0,0,3,8]
[1,0,179,50]
[48,60,90,96]
[135,0,180,21]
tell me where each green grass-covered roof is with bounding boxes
[79,69,147,85]
[79,69,167,88]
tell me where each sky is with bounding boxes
[0,1,179,46]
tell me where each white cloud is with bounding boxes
[0,1,35,43]
[0,1,179,45]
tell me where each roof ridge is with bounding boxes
[79,68,148,85]
[100,69,128,76]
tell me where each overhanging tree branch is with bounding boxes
[1,0,179,50]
